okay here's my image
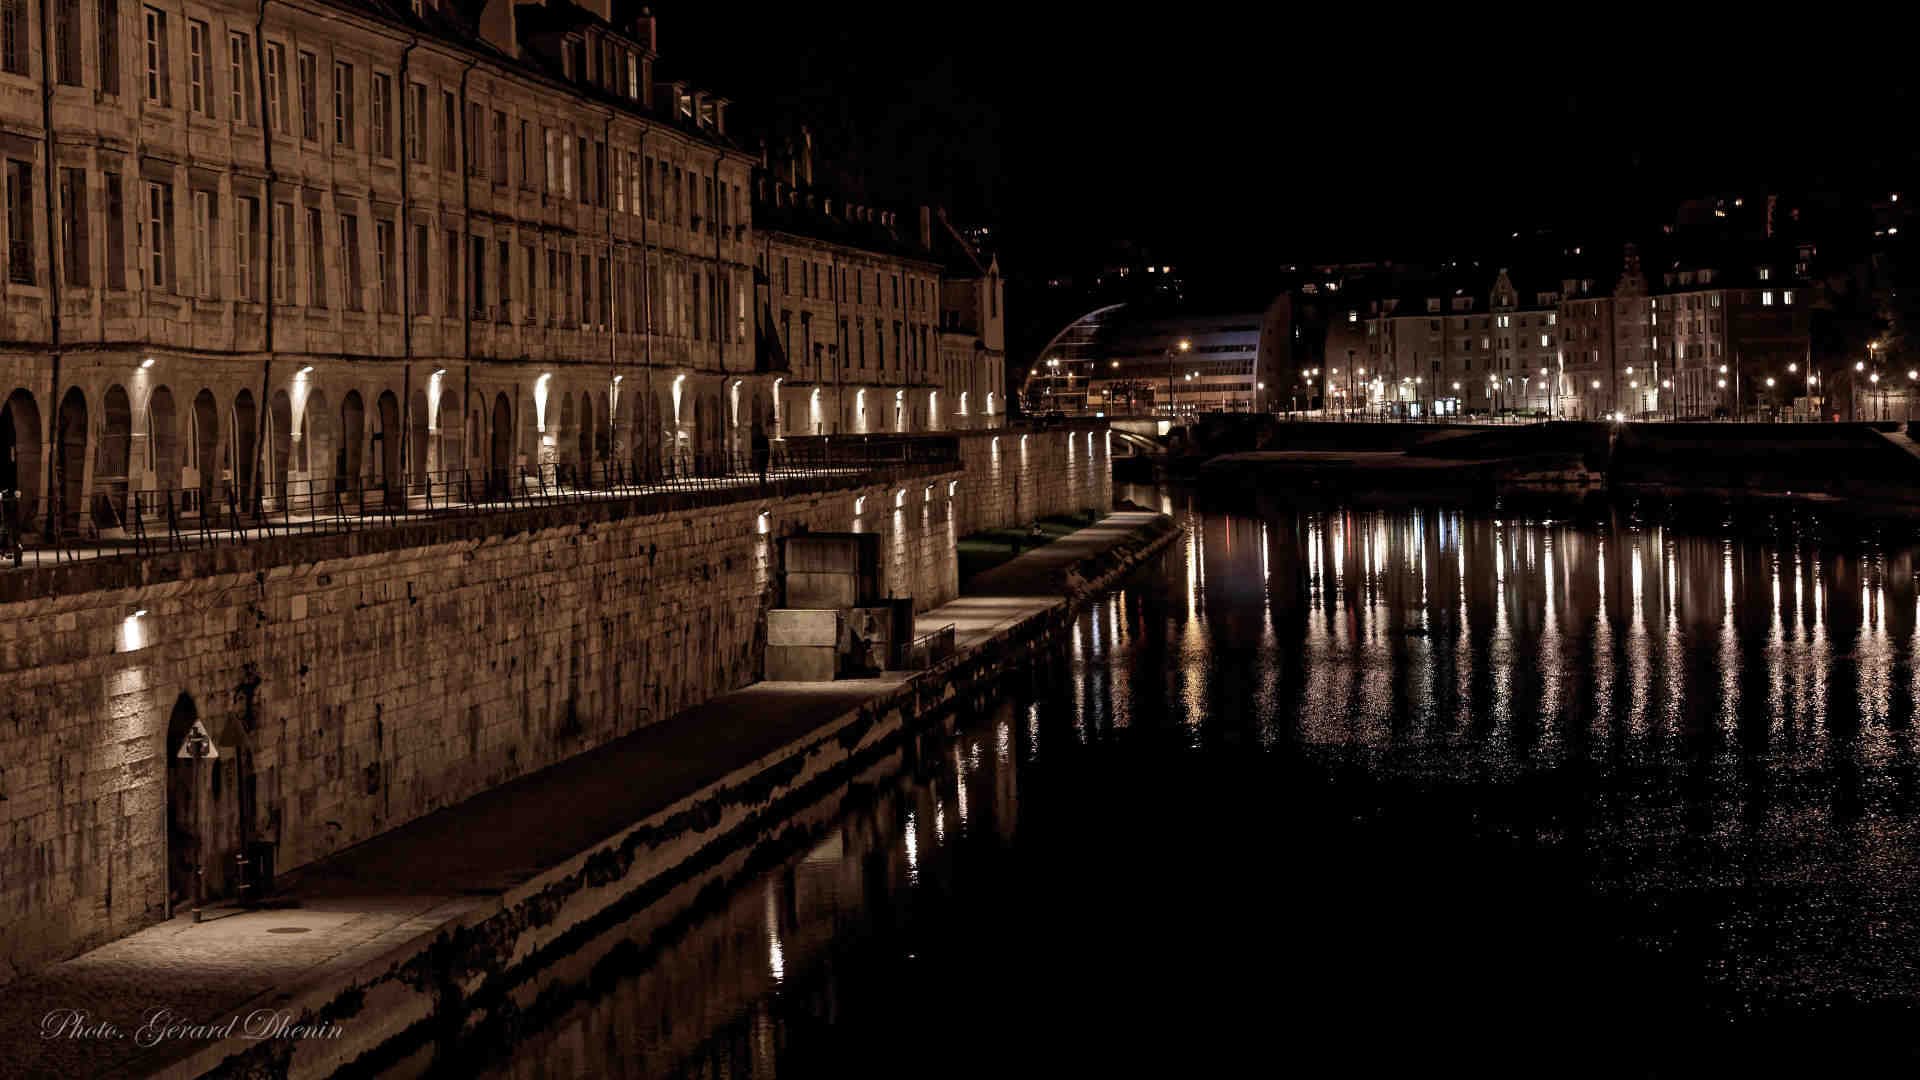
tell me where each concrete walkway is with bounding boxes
[0,512,1168,1080]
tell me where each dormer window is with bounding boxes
[1699,268,1715,284]
[677,91,692,119]
[627,51,639,99]
[1758,266,1771,281]
[1426,298,1440,313]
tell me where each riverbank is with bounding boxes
[1188,419,1920,515]
[0,512,1177,1080]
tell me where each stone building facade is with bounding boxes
[754,158,1004,439]
[1330,244,1813,419]
[0,0,1006,546]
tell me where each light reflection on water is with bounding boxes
[477,485,1920,1077]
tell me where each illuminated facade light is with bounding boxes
[140,357,155,368]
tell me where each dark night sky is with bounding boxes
[656,8,1911,286]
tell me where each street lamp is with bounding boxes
[1165,339,1190,422]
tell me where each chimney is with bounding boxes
[918,206,932,249]
[799,126,813,187]
[577,0,612,25]
[630,7,656,52]
[476,0,518,57]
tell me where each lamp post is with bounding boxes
[1165,338,1190,423]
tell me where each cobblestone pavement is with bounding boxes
[0,512,1162,1079]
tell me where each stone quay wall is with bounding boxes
[0,467,960,984]
[951,423,1114,536]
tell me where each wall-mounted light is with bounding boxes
[948,480,959,498]
[140,357,155,369]
[298,365,314,376]
[132,609,148,618]
[757,510,771,534]
[612,374,624,383]
[854,496,867,514]
[894,488,906,508]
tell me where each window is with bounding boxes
[235,195,258,301]
[518,120,531,188]
[407,83,426,162]
[297,51,317,140]
[644,156,657,219]
[305,206,325,307]
[440,90,455,170]
[562,135,574,199]
[411,223,428,311]
[560,249,573,323]
[98,0,119,94]
[496,239,509,321]
[104,171,126,289]
[59,167,88,287]
[371,72,391,157]
[143,180,172,292]
[520,242,534,323]
[543,128,557,191]
[576,136,588,204]
[12,0,46,74]
[468,235,484,316]
[53,0,82,84]
[443,228,458,313]
[189,190,213,298]
[142,8,170,106]
[544,248,557,326]
[466,102,484,176]
[339,213,360,310]
[228,32,255,125]
[491,110,506,181]
[274,202,293,303]
[1762,291,1775,306]
[264,43,285,131]
[332,62,354,147]
[375,219,394,312]
[595,142,608,208]
[1783,290,1794,305]
[236,194,263,299]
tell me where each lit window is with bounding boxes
[1783,290,1794,305]
[1762,291,1774,306]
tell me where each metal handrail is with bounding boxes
[0,440,958,572]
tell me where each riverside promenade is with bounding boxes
[0,511,1176,1080]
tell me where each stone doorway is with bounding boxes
[165,693,241,911]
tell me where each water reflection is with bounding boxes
[475,487,1920,1076]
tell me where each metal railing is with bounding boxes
[0,438,961,571]
[903,623,957,670]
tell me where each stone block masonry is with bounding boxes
[950,423,1114,536]
[0,468,961,985]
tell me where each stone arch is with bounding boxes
[94,384,133,527]
[490,392,513,497]
[302,388,336,507]
[340,391,365,502]
[375,390,402,507]
[2,388,44,533]
[577,390,595,482]
[557,391,578,483]
[231,389,258,514]
[190,389,220,514]
[409,388,430,494]
[438,389,464,496]
[55,386,87,532]
[147,385,179,496]
[267,389,292,511]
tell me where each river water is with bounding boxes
[477,484,1920,1076]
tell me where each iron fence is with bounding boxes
[903,623,957,670]
[0,437,960,571]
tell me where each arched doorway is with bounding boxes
[1,388,43,535]
[340,390,365,506]
[231,389,257,516]
[409,388,430,496]
[148,385,179,497]
[577,391,595,484]
[55,387,87,534]
[94,384,133,528]
[190,389,220,516]
[490,392,513,497]
[556,392,577,486]
[438,389,464,498]
[268,390,292,511]
[165,692,242,910]
[302,388,335,510]
[375,390,401,507]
